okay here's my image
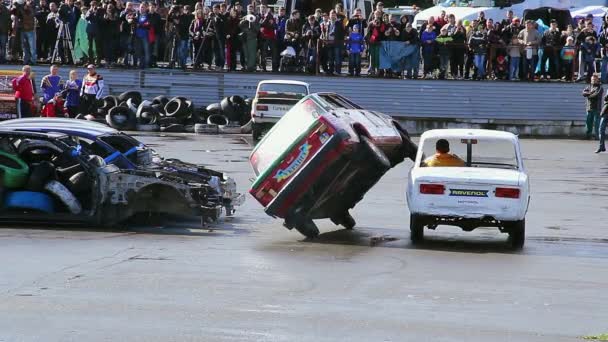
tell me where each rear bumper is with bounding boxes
[410,209,525,222]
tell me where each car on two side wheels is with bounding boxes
[406,129,530,249]
[249,92,417,238]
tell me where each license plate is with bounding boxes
[449,189,488,197]
[271,105,291,112]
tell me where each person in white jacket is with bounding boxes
[80,64,104,115]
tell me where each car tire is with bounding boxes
[44,180,82,215]
[392,123,418,164]
[410,214,424,244]
[207,114,228,126]
[294,219,320,239]
[0,151,30,189]
[136,123,160,132]
[26,161,56,191]
[102,95,118,110]
[358,136,391,173]
[66,171,90,195]
[330,211,356,230]
[252,122,263,141]
[152,95,169,107]
[118,91,142,105]
[126,98,138,115]
[4,191,55,213]
[220,97,237,121]
[164,98,188,118]
[205,102,221,115]
[195,123,219,134]
[151,103,166,116]
[507,219,525,250]
[106,106,136,130]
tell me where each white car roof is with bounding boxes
[420,129,518,142]
[258,80,310,87]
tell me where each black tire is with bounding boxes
[507,220,526,250]
[159,117,179,126]
[189,108,207,124]
[205,102,221,115]
[220,97,237,121]
[152,95,169,107]
[229,95,246,107]
[410,214,424,244]
[358,136,391,173]
[66,171,90,195]
[161,124,185,132]
[393,123,418,163]
[207,114,228,126]
[44,180,82,214]
[118,101,128,108]
[138,111,158,125]
[26,161,56,191]
[164,99,188,118]
[126,98,138,115]
[252,123,262,141]
[106,106,136,130]
[330,211,356,230]
[294,219,320,239]
[118,91,142,105]
[97,108,108,116]
[184,100,194,116]
[151,103,165,116]
[101,95,118,110]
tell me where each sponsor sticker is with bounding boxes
[273,143,311,182]
[449,189,488,197]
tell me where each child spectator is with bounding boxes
[421,24,437,79]
[582,36,600,83]
[507,36,521,80]
[347,24,364,76]
[64,70,82,118]
[41,94,67,118]
[435,27,452,79]
[560,36,576,81]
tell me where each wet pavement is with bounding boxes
[1,134,607,342]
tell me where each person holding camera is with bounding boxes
[85,1,104,65]
[302,14,320,72]
[190,9,211,69]
[239,12,259,72]
[225,7,243,71]
[36,0,51,62]
[285,10,302,55]
[211,4,227,71]
[119,1,136,67]
[165,4,180,68]
[366,11,385,77]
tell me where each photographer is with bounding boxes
[46,3,60,61]
[165,4,180,68]
[59,0,81,40]
[210,4,226,70]
[225,7,243,71]
[149,2,162,67]
[190,9,212,69]
[119,1,136,67]
[285,10,301,55]
[85,1,104,65]
[302,14,320,72]
[36,0,51,62]
[103,3,119,66]
[366,11,385,76]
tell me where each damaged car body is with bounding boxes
[249,93,417,238]
[0,122,244,226]
[0,118,244,217]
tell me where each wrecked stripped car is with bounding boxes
[249,93,417,238]
[0,119,244,222]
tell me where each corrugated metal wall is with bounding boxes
[13,65,587,121]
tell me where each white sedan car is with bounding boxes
[406,129,530,249]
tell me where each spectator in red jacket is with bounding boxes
[12,65,35,118]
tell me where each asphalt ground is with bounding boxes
[1,134,607,342]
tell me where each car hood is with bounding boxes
[411,167,522,187]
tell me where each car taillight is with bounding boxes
[495,187,520,199]
[256,105,268,111]
[420,184,445,195]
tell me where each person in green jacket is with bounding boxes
[239,14,260,72]
[435,27,453,79]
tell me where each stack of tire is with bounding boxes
[0,142,94,215]
[196,96,252,134]
[82,91,199,133]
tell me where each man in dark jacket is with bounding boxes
[576,21,598,82]
[302,14,320,72]
[0,3,10,63]
[211,4,226,70]
[85,1,104,65]
[583,74,603,139]
[285,10,302,54]
[149,3,162,67]
[36,0,51,61]
[326,10,345,75]
[541,19,562,80]
[347,8,367,33]
[59,0,80,41]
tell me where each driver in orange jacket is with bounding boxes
[423,139,465,167]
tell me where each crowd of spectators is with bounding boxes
[2,0,608,82]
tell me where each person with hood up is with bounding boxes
[469,24,488,80]
[582,74,603,140]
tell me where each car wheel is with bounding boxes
[359,136,391,173]
[330,211,356,230]
[294,219,320,239]
[410,214,424,244]
[507,219,525,250]
[393,123,418,164]
[252,123,262,141]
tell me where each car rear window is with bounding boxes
[258,83,308,95]
[252,98,324,176]
[420,137,519,170]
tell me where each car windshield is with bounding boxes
[252,98,324,176]
[258,83,308,95]
[420,137,519,170]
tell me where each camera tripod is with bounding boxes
[50,20,78,64]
